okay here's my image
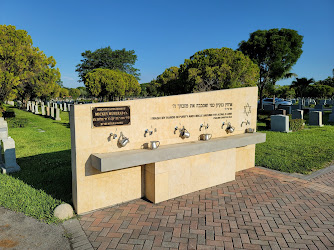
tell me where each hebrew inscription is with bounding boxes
[151,102,233,120]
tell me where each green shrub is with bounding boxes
[290,119,305,132]
[7,117,28,128]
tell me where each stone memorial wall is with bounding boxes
[70,86,266,214]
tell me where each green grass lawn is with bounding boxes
[256,110,334,174]
[0,108,71,223]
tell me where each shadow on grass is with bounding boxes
[11,150,72,204]
[51,121,70,128]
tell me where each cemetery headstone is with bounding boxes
[291,105,299,111]
[271,115,290,132]
[41,105,46,116]
[64,103,67,112]
[272,109,286,115]
[2,137,20,173]
[292,109,304,120]
[309,111,323,126]
[31,104,35,113]
[0,118,8,140]
[55,108,61,121]
[263,104,275,111]
[46,107,50,117]
[314,104,324,112]
[319,99,326,105]
[34,104,39,114]
[328,106,334,122]
[278,105,292,114]
[51,107,55,119]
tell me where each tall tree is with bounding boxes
[306,84,334,98]
[0,25,61,103]
[69,88,81,99]
[84,68,140,101]
[291,77,315,98]
[180,48,259,93]
[238,28,303,107]
[155,66,180,95]
[274,85,296,99]
[76,46,140,83]
[153,48,259,96]
[316,76,334,88]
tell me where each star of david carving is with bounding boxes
[244,103,251,116]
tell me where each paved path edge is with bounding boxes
[62,218,94,250]
[257,164,334,180]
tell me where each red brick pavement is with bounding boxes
[311,170,334,188]
[80,167,334,249]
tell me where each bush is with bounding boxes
[2,111,15,118]
[290,119,305,132]
[7,117,28,128]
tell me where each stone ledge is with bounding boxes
[91,132,266,172]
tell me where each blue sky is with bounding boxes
[1,0,333,88]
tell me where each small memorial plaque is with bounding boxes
[92,106,130,127]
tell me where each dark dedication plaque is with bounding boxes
[92,106,130,127]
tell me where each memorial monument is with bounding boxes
[70,86,266,214]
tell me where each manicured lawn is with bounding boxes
[0,107,71,223]
[256,110,334,174]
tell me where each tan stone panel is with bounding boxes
[145,168,155,203]
[76,173,123,214]
[236,144,256,172]
[121,166,143,202]
[189,154,211,192]
[154,172,169,203]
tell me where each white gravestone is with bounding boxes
[2,137,20,173]
[0,118,8,140]
[51,107,55,119]
[271,115,290,132]
[41,105,46,116]
[34,104,39,114]
[55,108,61,121]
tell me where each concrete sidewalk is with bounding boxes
[0,207,71,250]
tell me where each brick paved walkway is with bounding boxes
[79,167,334,249]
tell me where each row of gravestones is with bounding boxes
[264,98,333,112]
[0,118,20,173]
[25,101,72,121]
[271,108,334,132]
[288,98,334,106]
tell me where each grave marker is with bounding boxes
[309,111,323,126]
[271,115,290,132]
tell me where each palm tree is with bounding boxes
[290,77,315,98]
